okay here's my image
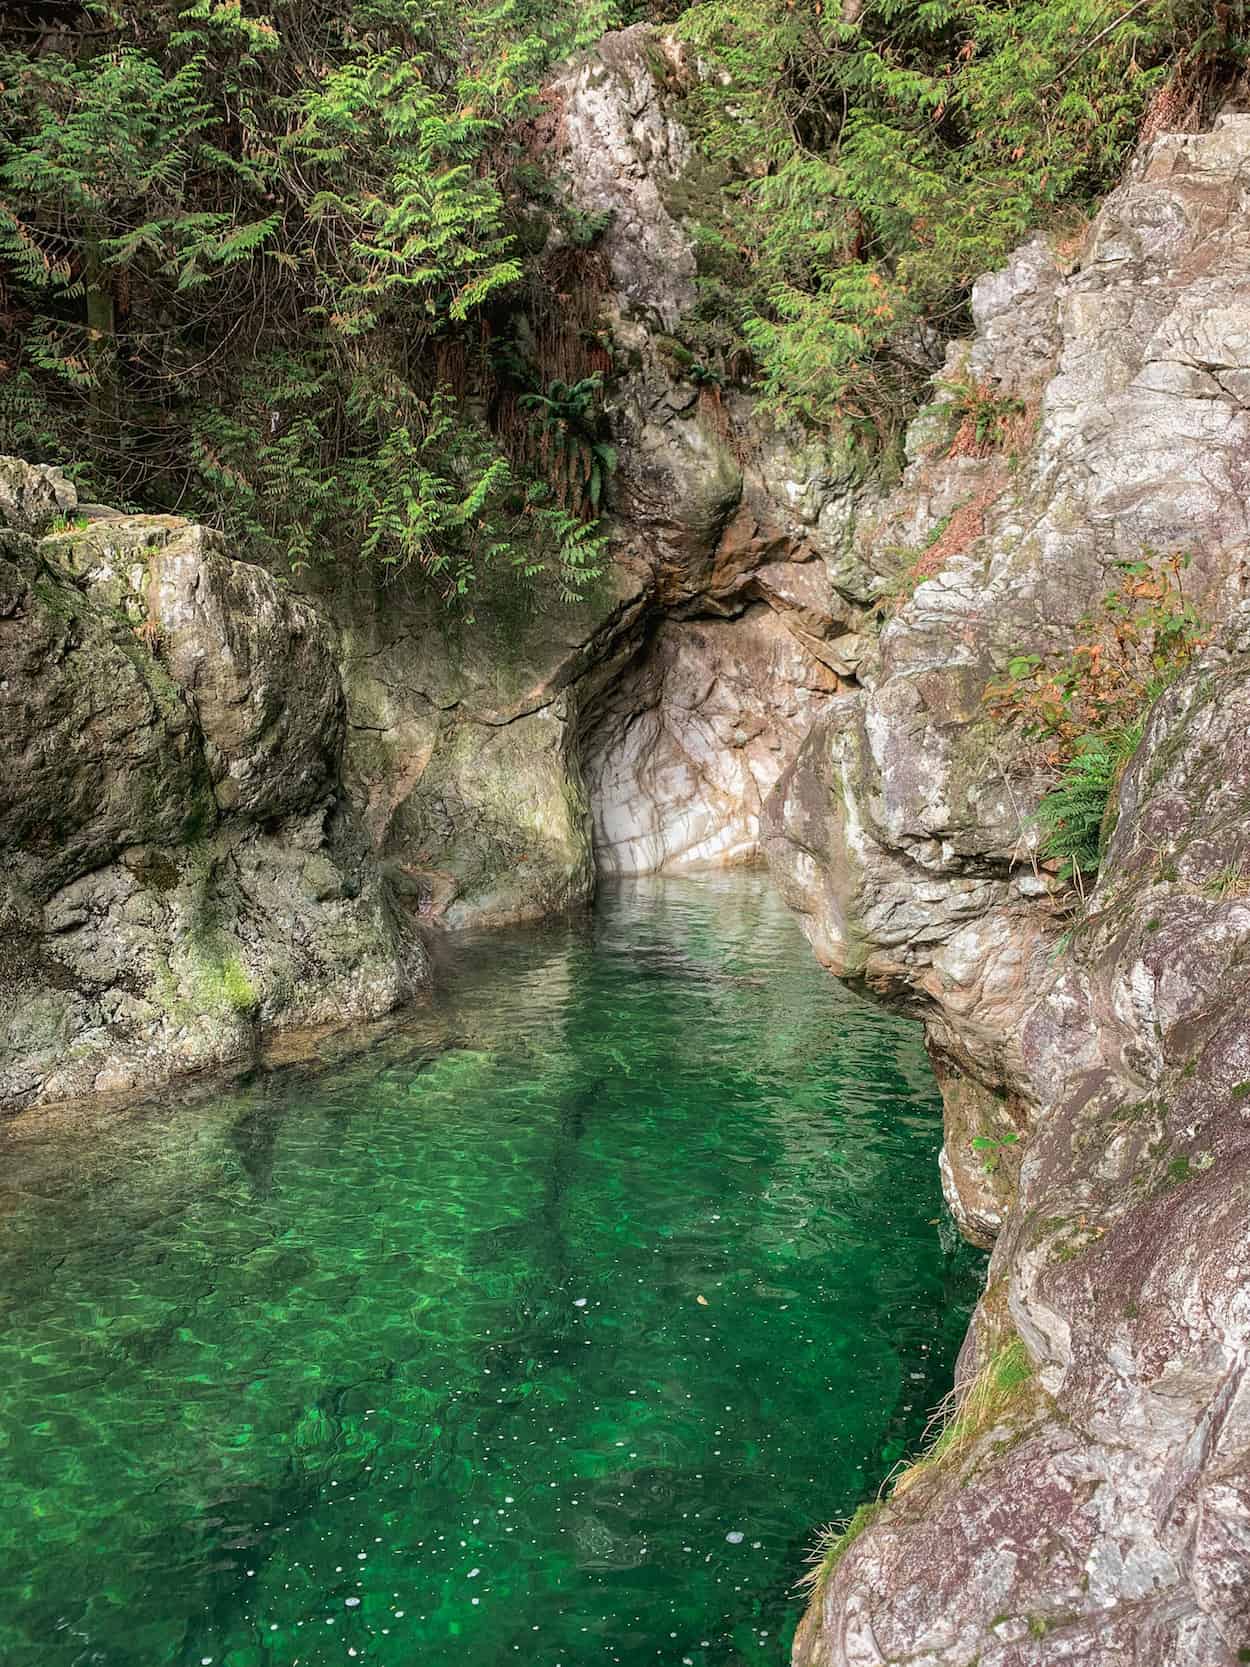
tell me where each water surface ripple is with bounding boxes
[0,873,981,1667]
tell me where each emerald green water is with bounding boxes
[0,874,980,1667]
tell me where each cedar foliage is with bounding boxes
[0,0,617,594]
[673,0,1246,433]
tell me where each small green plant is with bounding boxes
[971,1130,1021,1176]
[45,513,90,534]
[987,554,1205,886]
[891,1337,1033,1499]
[559,204,614,249]
[1034,720,1146,883]
[938,377,1028,458]
[1204,862,1250,899]
[874,515,954,615]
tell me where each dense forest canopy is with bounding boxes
[0,0,1242,598]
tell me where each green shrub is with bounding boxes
[0,0,616,600]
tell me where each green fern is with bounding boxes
[1035,720,1146,882]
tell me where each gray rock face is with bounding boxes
[329,560,647,929]
[0,464,421,1114]
[550,26,697,330]
[796,645,1250,1667]
[324,27,870,927]
[767,114,1250,1213]
[771,117,1250,1667]
[329,476,853,920]
[585,606,839,875]
[0,455,77,533]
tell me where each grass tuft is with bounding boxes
[797,1500,885,1596]
[797,1336,1035,1599]
[890,1337,1033,1499]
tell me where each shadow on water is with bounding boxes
[0,872,983,1667]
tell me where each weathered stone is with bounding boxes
[147,525,345,818]
[774,119,1250,1667]
[550,25,697,330]
[767,115,1250,1227]
[0,455,77,535]
[0,529,210,901]
[584,608,841,875]
[801,653,1250,1666]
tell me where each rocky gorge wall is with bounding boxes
[0,29,868,1111]
[293,24,877,927]
[0,461,425,1111]
[768,117,1250,1666]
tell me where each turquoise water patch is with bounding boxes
[0,874,981,1667]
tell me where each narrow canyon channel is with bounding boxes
[0,874,981,1667]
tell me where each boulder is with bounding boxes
[0,463,420,1113]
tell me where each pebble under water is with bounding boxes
[0,873,982,1667]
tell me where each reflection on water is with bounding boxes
[0,873,981,1667]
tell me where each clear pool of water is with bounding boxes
[0,873,981,1667]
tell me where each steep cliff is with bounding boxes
[317,26,873,928]
[769,118,1250,1666]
